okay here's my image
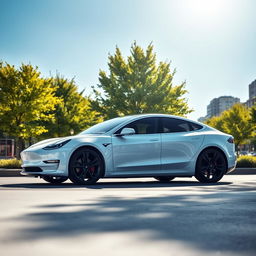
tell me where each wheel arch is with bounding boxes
[68,145,106,177]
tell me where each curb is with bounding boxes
[228,168,256,175]
[1,168,256,177]
[0,169,22,177]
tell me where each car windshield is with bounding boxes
[80,116,132,134]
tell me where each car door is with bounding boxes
[112,117,161,174]
[160,117,205,171]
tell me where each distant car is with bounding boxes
[247,152,256,157]
[21,114,237,184]
[239,151,249,156]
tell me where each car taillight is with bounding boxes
[227,137,234,144]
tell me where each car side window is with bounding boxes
[115,117,158,134]
[190,122,203,131]
[160,118,202,133]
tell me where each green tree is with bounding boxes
[41,75,101,138]
[223,104,254,150]
[250,104,256,124]
[0,62,59,157]
[92,42,192,119]
[205,115,225,132]
[205,103,254,152]
[248,104,256,150]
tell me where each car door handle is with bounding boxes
[149,139,159,142]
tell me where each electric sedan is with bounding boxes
[21,114,236,184]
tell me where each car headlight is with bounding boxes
[43,139,71,150]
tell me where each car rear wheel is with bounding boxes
[43,176,68,184]
[195,148,227,183]
[154,176,175,182]
[69,148,104,185]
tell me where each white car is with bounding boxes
[21,114,236,184]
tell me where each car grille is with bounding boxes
[23,167,43,172]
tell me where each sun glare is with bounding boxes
[176,0,232,28]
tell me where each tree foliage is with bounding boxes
[92,42,192,119]
[205,103,255,149]
[248,105,256,148]
[205,115,224,131]
[250,105,256,125]
[41,75,101,138]
[223,104,254,147]
[0,62,59,140]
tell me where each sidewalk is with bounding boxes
[1,168,256,177]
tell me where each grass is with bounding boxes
[0,158,22,169]
[237,155,256,168]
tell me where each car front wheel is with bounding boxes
[69,148,104,185]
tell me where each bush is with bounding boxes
[237,155,256,168]
[0,159,22,169]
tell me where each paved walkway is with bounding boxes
[0,175,255,256]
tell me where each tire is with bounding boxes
[195,148,227,183]
[68,148,104,185]
[154,176,175,182]
[43,176,68,184]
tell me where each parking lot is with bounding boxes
[0,175,255,256]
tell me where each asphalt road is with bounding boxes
[0,175,255,256]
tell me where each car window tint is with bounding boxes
[80,116,132,134]
[161,118,199,133]
[116,117,158,134]
[190,122,203,131]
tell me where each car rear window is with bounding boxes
[160,117,203,133]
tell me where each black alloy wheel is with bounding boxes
[43,176,68,184]
[69,148,104,185]
[154,176,175,182]
[195,148,227,183]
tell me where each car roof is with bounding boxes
[118,113,203,125]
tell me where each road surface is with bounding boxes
[0,175,255,256]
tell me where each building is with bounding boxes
[206,96,240,118]
[198,116,207,123]
[198,79,256,122]
[245,79,256,108]
[0,138,15,159]
[249,79,256,99]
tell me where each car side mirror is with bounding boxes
[118,128,135,136]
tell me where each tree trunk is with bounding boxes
[15,138,25,159]
[236,144,240,157]
[28,137,33,146]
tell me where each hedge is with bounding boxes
[236,155,256,168]
[0,159,22,169]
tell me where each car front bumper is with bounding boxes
[20,148,69,177]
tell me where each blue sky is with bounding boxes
[0,0,255,120]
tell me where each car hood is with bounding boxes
[26,134,109,150]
